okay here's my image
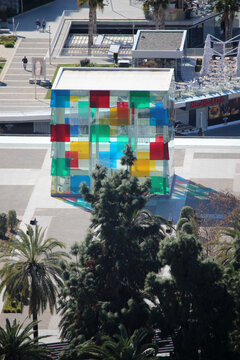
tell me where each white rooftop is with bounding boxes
[53,68,174,92]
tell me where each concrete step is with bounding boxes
[22,38,49,42]
[0,98,50,103]
[0,88,47,94]
[5,68,55,75]
[15,50,48,56]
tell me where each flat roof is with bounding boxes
[53,68,174,92]
[133,30,187,51]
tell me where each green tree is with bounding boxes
[0,319,53,360]
[215,213,240,356]
[77,0,104,55]
[7,210,18,231]
[0,213,7,238]
[143,0,169,29]
[58,148,168,355]
[145,221,234,360]
[0,225,68,340]
[74,325,157,360]
[214,0,239,40]
[176,205,198,235]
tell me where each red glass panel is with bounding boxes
[65,151,78,168]
[90,91,110,108]
[164,142,169,160]
[51,125,56,142]
[150,140,164,160]
[51,124,70,142]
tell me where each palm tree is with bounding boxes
[214,0,239,40]
[216,213,240,266]
[78,325,157,359]
[0,224,68,340]
[143,0,169,29]
[0,318,53,360]
[77,0,104,55]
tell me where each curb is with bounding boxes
[0,37,22,82]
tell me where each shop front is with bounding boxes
[175,93,240,131]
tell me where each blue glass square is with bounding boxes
[70,175,90,193]
[110,142,126,160]
[70,125,79,136]
[150,102,164,126]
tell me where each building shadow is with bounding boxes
[145,175,217,224]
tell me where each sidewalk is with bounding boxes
[0,0,146,121]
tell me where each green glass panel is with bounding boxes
[150,176,169,195]
[130,91,150,109]
[79,101,89,108]
[78,107,89,118]
[51,158,70,177]
[116,135,128,143]
[90,125,110,143]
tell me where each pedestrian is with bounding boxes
[36,18,40,31]
[22,56,28,70]
[42,18,46,32]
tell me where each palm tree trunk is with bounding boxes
[154,9,160,29]
[32,307,38,341]
[159,7,166,29]
[93,8,97,34]
[225,14,229,41]
[88,6,94,56]
[228,11,235,39]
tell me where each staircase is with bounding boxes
[0,38,57,116]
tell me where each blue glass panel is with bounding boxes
[70,125,79,136]
[70,175,90,193]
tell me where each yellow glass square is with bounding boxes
[110,108,118,126]
[138,152,149,160]
[70,96,79,102]
[70,141,90,159]
[110,127,118,136]
[99,117,110,125]
[131,160,150,177]
[150,160,155,171]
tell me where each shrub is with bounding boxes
[195,64,201,72]
[2,295,23,313]
[0,213,7,237]
[4,42,14,48]
[7,210,17,231]
[182,222,194,234]
[180,206,195,220]
[80,58,90,67]
[196,58,202,66]
[176,217,189,231]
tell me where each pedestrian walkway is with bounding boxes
[0,38,56,118]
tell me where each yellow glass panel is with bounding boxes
[110,108,118,126]
[70,96,79,102]
[110,127,118,136]
[70,141,90,159]
[131,160,150,177]
[150,160,155,171]
[99,117,110,125]
[138,152,149,160]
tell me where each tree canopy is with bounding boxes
[0,225,68,339]
[58,147,167,358]
[0,319,53,360]
[145,219,234,360]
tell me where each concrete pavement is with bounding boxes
[0,136,239,340]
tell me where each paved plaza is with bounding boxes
[0,136,240,340]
